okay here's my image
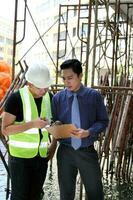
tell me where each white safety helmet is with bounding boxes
[25,63,52,88]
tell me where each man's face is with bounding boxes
[29,83,48,98]
[61,68,82,92]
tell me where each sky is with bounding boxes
[0,0,15,20]
[0,0,37,21]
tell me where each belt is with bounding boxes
[61,144,95,152]
[79,145,94,151]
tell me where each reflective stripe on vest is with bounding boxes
[9,86,52,158]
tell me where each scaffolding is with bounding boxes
[56,0,133,85]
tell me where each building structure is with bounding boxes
[0,17,13,65]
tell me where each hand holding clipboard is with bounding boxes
[45,123,76,139]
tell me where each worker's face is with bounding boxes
[28,83,48,98]
[61,68,82,92]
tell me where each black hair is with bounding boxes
[60,59,82,76]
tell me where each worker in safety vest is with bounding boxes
[1,63,57,200]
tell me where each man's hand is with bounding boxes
[47,138,57,161]
[32,118,50,129]
[70,128,90,138]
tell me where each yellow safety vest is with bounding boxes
[9,86,52,158]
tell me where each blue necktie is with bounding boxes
[71,93,81,150]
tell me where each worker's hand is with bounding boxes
[32,118,50,129]
[70,128,90,138]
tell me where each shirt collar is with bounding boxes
[66,84,85,98]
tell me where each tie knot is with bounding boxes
[73,93,77,97]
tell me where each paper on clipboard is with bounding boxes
[45,124,76,139]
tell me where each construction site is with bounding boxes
[0,0,133,199]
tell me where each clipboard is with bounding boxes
[45,124,76,139]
